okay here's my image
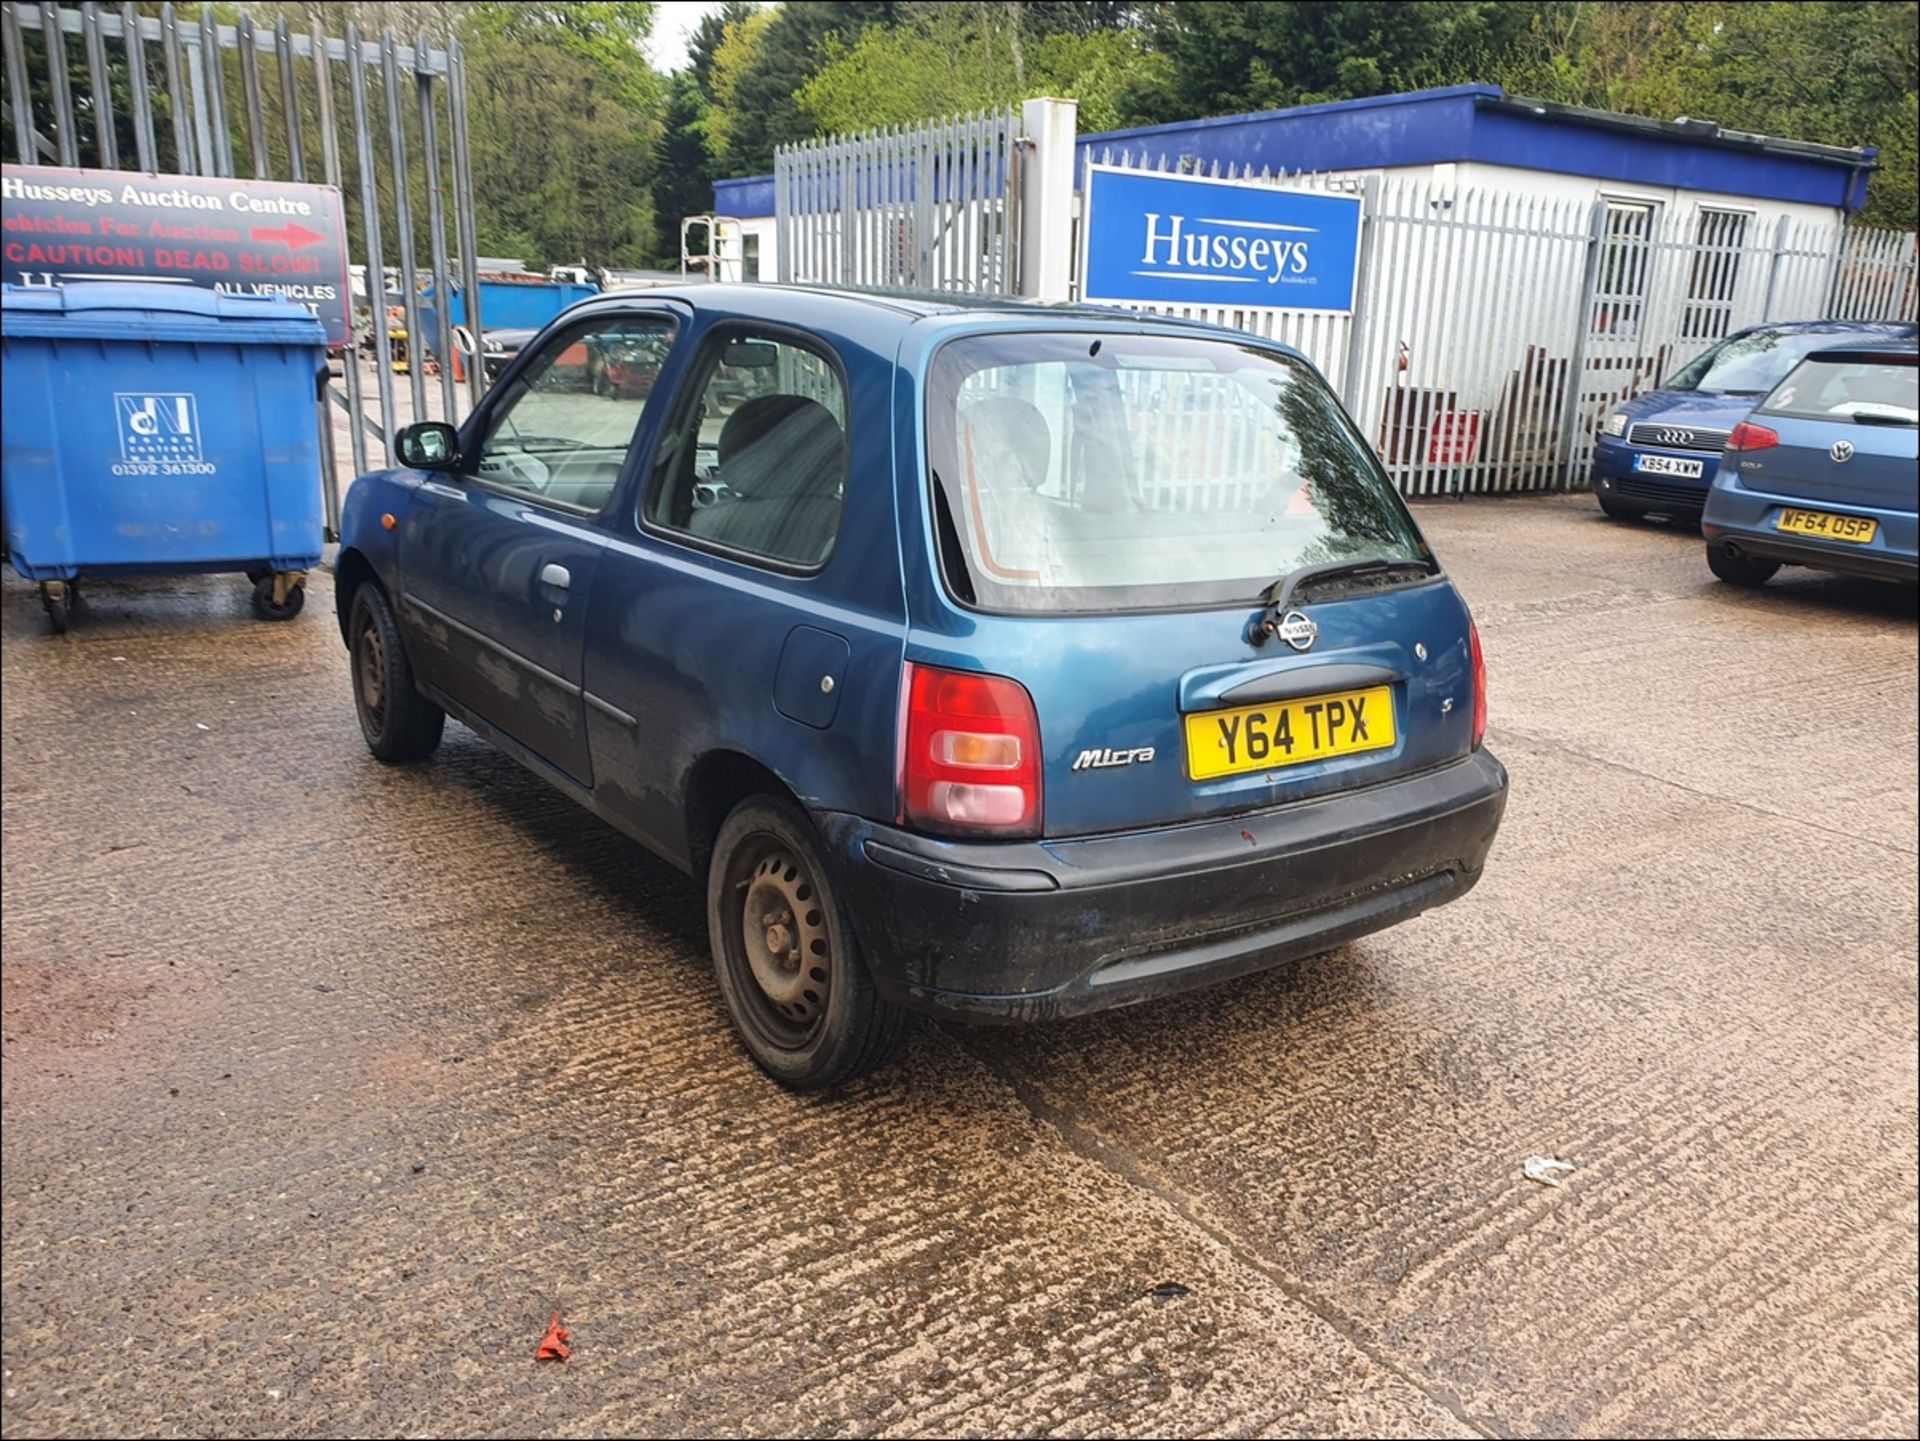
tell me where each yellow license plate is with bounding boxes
[1185,685,1396,781]
[1775,508,1877,544]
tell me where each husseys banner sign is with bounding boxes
[2,165,352,346]
[1080,165,1363,313]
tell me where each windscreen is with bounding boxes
[926,332,1427,613]
[1761,356,1918,425]
[1666,329,1886,396]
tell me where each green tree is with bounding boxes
[690,0,759,100]
[651,2,755,260]
[462,1,663,266]
[1493,2,1918,228]
[652,70,713,263]
[720,1,900,175]
[698,5,779,172]
[798,6,1169,134]
[1125,1,1536,120]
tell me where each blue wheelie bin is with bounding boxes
[1,282,328,632]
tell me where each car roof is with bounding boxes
[1737,318,1918,338]
[554,281,1319,370]
[571,281,1255,340]
[588,281,1118,319]
[1804,341,1919,361]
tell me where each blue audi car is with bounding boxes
[1703,342,1918,587]
[1591,319,1917,521]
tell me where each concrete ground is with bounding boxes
[2,495,1915,1438]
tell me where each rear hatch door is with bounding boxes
[1742,350,1918,512]
[986,583,1477,838]
[917,324,1482,839]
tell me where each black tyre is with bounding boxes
[251,574,307,621]
[348,582,445,762]
[1706,543,1780,588]
[1597,490,1638,521]
[707,796,906,1089]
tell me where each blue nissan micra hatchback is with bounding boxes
[337,286,1509,1087]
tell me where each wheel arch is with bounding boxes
[332,546,382,645]
[683,749,806,883]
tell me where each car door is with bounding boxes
[581,322,883,857]
[399,309,678,787]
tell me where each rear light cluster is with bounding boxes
[1725,422,1779,452]
[900,662,1041,839]
[1469,620,1488,751]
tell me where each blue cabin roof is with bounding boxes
[715,84,1877,218]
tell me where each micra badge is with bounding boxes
[1072,746,1156,772]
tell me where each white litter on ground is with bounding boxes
[1524,1156,1576,1187]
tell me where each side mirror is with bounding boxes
[395,421,460,470]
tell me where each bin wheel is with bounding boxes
[40,581,72,634]
[252,573,306,621]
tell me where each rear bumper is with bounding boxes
[817,750,1509,1023]
[1703,476,1919,582]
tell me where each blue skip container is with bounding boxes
[1,282,328,631]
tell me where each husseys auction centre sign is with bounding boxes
[2,165,351,346]
[1080,165,1363,312]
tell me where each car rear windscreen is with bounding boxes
[925,332,1427,613]
[1761,356,1919,426]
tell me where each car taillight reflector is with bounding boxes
[1469,620,1488,751]
[901,663,1041,838]
[1725,422,1779,451]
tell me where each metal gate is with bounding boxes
[1,1,484,533]
[776,108,1020,294]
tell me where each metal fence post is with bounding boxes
[774,143,791,283]
[1555,199,1607,490]
[121,2,156,171]
[1759,214,1792,322]
[1824,218,1851,317]
[1339,173,1380,409]
[39,1,78,164]
[1017,96,1076,302]
[4,4,38,163]
[447,37,484,413]
[81,1,117,168]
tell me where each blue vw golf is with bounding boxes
[1703,343,1918,587]
[1591,319,1917,520]
[335,286,1508,1086]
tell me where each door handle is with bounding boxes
[539,563,571,590]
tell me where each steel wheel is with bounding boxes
[347,583,444,762]
[740,847,833,1032]
[707,796,907,1088]
[356,616,388,731]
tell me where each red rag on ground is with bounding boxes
[536,1310,570,1362]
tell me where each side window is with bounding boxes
[644,328,848,569]
[473,314,674,512]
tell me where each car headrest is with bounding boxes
[717,394,844,500]
[960,396,1052,491]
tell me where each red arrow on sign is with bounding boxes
[250,222,325,251]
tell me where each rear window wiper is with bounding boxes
[1252,555,1439,644]
[1846,412,1915,426]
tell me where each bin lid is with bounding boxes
[1,281,327,346]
